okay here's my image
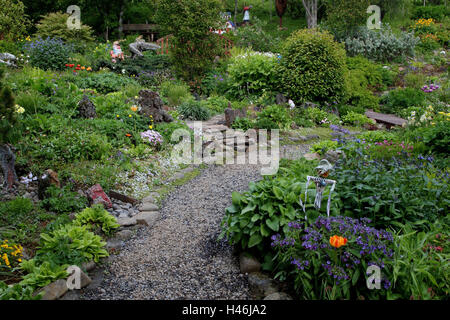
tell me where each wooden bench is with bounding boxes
[122,24,159,42]
[365,110,407,129]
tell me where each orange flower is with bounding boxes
[125,133,132,137]
[329,235,347,248]
[130,106,138,112]
[81,66,86,70]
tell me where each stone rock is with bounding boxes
[289,136,307,142]
[135,211,161,227]
[247,272,278,299]
[116,229,133,240]
[225,104,247,128]
[38,279,68,300]
[239,253,261,274]
[137,90,173,123]
[106,239,123,251]
[118,211,129,219]
[139,203,159,211]
[77,95,97,119]
[81,261,96,272]
[78,269,92,288]
[304,152,321,161]
[275,93,287,105]
[0,53,17,67]
[117,217,137,227]
[263,292,293,300]
[86,184,112,209]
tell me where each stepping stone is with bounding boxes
[204,124,228,132]
[38,279,68,300]
[115,229,133,240]
[139,203,159,211]
[117,217,137,227]
[365,110,407,128]
[135,211,161,227]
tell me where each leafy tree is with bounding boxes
[36,12,94,43]
[155,0,226,80]
[0,0,30,41]
[324,0,370,40]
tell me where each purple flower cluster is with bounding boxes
[271,234,295,247]
[322,263,350,284]
[421,84,439,93]
[291,258,309,270]
[140,130,163,147]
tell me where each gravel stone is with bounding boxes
[79,163,262,300]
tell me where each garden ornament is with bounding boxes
[243,6,252,24]
[299,159,336,219]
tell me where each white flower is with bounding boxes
[440,50,446,55]
[122,69,126,74]
[288,100,295,109]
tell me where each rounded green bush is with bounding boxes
[277,29,348,105]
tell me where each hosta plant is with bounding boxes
[73,205,120,236]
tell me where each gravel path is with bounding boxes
[80,164,263,300]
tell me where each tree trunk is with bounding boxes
[118,1,125,39]
[234,0,238,25]
[302,0,318,28]
[0,144,17,191]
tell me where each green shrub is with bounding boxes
[95,54,172,77]
[73,205,119,236]
[311,140,339,155]
[389,222,449,300]
[177,100,210,121]
[74,72,138,94]
[15,90,49,115]
[234,16,279,52]
[154,0,226,79]
[41,185,88,214]
[160,81,191,107]
[324,0,370,41]
[155,120,192,145]
[227,50,279,99]
[345,26,419,62]
[355,130,397,143]
[219,159,339,269]
[380,88,425,115]
[0,0,30,41]
[341,111,375,126]
[231,117,255,131]
[333,142,449,230]
[19,260,68,289]
[413,5,450,21]
[256,105,291,130]
[0,282,41,300]
[404,72,426,89]
[278,29,348,104]
[419,121,450,155]
[35,12,94,43]
[304,107,340,126]
[23,37,72,71]
[204,95,230,115]
[36,129,112,163]
[346,56,384,90]
[37,224,108,265]
[345,69,380,111]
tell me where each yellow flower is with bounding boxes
[149,125,153,129]
[129,114,132,118]
[116,115,120,118]
[14,104,25,114]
